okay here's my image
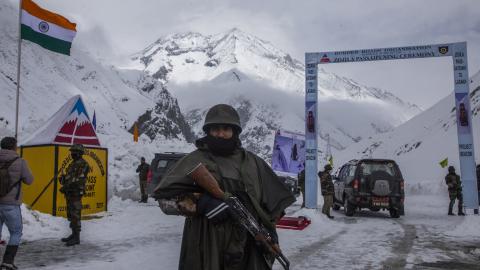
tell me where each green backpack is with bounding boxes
[0,157,19,197]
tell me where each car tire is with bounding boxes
[344,197,355,216]
[389,208,400,218]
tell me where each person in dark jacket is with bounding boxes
[155,104,295,270]
[297,168,305,208]
[136,157,150,203]
[476,164,480,206]
[319,164,334,219]
[0,137,34,270]
[445,166,465,216]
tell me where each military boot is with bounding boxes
[1,245,18,270]
[61,229,74,242]
[448,205,455,215]
[65,230,80,246]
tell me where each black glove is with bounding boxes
[197,193,230,224]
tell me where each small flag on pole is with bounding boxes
[21,0,77,55]
[133,122,139,142]
[328,155,333,167]
[439,158,448,168]
[92,110,96,131]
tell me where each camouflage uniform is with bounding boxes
[136,159,150,203]
[445,166,464,216]
[297,169,305,208]
[319,165,334,218]
[59,144,90,246]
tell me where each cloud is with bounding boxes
[13,0,480,108]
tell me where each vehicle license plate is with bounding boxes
[372,197,389,207]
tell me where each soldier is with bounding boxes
[155,104,295,270]
[445,166,465,216]
[297,167,305,208]
[319,164,334,219]
[59,144,90,246]
[136,157,150,203]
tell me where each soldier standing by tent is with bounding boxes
[0,137,34,270]
[319,164,334,219]
[445,166,465,216]
[136,157,150,203]
[59,144,90,246]
[154,104,295,270]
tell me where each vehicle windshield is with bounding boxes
[359,162,401,178]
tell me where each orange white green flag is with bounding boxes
[20,0,77,55]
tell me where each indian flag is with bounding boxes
[21,0,76,55]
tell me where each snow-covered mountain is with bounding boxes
[0,1,193,198]
[335,71,480,191]
[130,29,422,156]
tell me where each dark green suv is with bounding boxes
[147,152,187,195]
[333,159,405,218]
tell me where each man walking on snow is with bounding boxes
[0,137,34,270]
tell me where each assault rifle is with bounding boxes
[188,163,290,270]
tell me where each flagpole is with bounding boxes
[15,0,23,140]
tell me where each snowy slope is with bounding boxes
[0,1,193,199]
[130,29,422,154]
[336,71,480,191]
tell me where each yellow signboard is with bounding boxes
[21,144,108,217]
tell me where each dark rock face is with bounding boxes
[129,87,195,143]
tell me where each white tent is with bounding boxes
[23,95,101,147]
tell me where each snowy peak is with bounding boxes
[131,28,304,92]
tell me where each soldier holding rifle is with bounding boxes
[154,104,295,270]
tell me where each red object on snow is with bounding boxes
[276,216,311,230]
[147,169,153,183]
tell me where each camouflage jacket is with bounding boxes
[445,173,461,192]
[319,171,334,195]
[60,158,90,194]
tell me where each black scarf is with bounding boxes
[202,134,240,156]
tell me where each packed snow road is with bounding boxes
[7,195,480,270]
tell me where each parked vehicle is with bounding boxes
[147,152,299,198]
[147,152,187,195]
[277,175,300,197]
[333,159,405,218]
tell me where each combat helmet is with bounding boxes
[203,104,242,134]
[448,166,455,173]
[324,164,333,171]
[69,144,85,154]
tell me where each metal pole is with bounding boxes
[15,0,23,140]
